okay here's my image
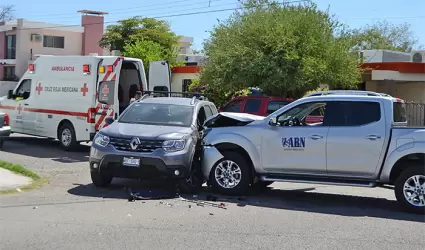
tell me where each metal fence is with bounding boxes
[405,102,425,126]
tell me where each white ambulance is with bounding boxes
[0,55,171,151]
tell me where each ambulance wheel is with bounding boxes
[58,123,78,151]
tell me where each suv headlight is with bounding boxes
[94,133,110,147]
[162,139,185,152]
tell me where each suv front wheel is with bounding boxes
[91,171,113,187]
[209,151,251,196]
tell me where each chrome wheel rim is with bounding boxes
[214,160,242,189]
[61,128,72,147]
[403,175,425,207]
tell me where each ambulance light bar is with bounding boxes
[83,64,90,74]
[98,65,114,74]
[29,64,35,73]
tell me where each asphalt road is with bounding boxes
[0,134,424,250]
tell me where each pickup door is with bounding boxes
[325,100,387,178]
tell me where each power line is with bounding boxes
[31,0,237,23]
[22,0,229,20]
[14,0,308,31]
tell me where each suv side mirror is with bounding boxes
[105,117,114,125]
[269,117,278,126]
[7,90,13,99]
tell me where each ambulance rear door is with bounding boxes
[95,57,123,131]
[148,60,171,96]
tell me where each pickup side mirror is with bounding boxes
[269,117,278,126]
[7,90,13,99]
[105,117,114,125]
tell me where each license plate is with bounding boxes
[122,157,140,167]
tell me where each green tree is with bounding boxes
[122,39,164,74]
[201,0,362,99]
[100,17,181,59]
[348,20,420,53]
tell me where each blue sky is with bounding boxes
[6,0,425,50]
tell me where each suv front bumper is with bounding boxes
[89,146,194,180]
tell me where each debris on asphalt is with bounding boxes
[127,214,132,217]
[188,205,192,208]
[126,187,178,201]
[219,202,225,207]
[206,195,217,202]
[33,206,38,209]
[209,213,214,215]
[16,188,22,192]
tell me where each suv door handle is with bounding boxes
[24,103,29,106]
[310,134,323,140]
[365,135,381,140]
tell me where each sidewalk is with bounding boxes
[0,167,32,191]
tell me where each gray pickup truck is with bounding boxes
[202,91,425,214]
[0,112,11,149]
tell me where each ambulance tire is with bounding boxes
[58,122,78,151]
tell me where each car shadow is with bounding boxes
[1,135,90,162]
[67,181,424,223]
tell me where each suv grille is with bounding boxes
[109,137,163,153]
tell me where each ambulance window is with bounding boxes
[98,81,115,105]
[16,79,32,99]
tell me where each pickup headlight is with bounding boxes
[162,139,185,152]
[94,133,110,147]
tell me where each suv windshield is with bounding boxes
[119,103,194,127]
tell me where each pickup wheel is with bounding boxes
[394,166,425,214]
[0,138,4,150]
[209,151,251,196]
[91,171,113,187]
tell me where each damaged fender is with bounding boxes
[201,146,224,179]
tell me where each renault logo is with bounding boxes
[130,138,141,150]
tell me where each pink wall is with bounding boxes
[0,31,5,79]
[81,15,104,56]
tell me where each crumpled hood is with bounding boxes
[100,122,193,140]
[204,112,265,128]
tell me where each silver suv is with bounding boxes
[89,96,218,193]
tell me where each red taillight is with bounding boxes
[87,108,96,123]
[3,114,9,126]
[107,65,114,72]
[396,98,404,102]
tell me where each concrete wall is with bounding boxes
[16,27,83,77]
[0,31,5,78]
[366,81,425,102]
[81,15,105,55]
[170,73,199,92]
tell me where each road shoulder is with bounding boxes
[0,160,45,194]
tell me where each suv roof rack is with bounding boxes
[140,90,208,101]
[305,90,391,97]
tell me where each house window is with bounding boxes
[3,66,16,81]
[43,35,65,48]
[182,79,192,92]
[180,47,187,54]
[5,35,16,59]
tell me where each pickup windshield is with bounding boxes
[393,102,407,123]
[118,103,194,127]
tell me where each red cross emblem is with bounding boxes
[80,83,89,96]
[102,85,109,96]
[16,104,22,114]
[36,83,43,95]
